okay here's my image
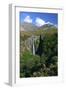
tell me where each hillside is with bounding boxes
[20,23,57,40]
[20,22,58,77]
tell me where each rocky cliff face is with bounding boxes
[20,35,40,55]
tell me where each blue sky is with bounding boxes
[20,12,58,27]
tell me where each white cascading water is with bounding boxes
[32,36,35,55]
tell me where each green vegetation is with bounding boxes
[20,28,58,77]
[20,28,57,40]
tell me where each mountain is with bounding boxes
[20,22,57,32]
[39,24,57,31]
[20,22,57,53]
[20,22,38,31]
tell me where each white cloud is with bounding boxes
[46,22,53,25]
[35,17,46,27]
[47,22,57,27]
[35,17,54,27]
[24,16,32,23]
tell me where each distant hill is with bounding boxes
[20,22,38,31]
[20,22,57,32]
[39,24,57,31]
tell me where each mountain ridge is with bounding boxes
[20,22,57,32]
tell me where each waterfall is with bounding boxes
[33,40,35,55]
[32,36,35,55]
